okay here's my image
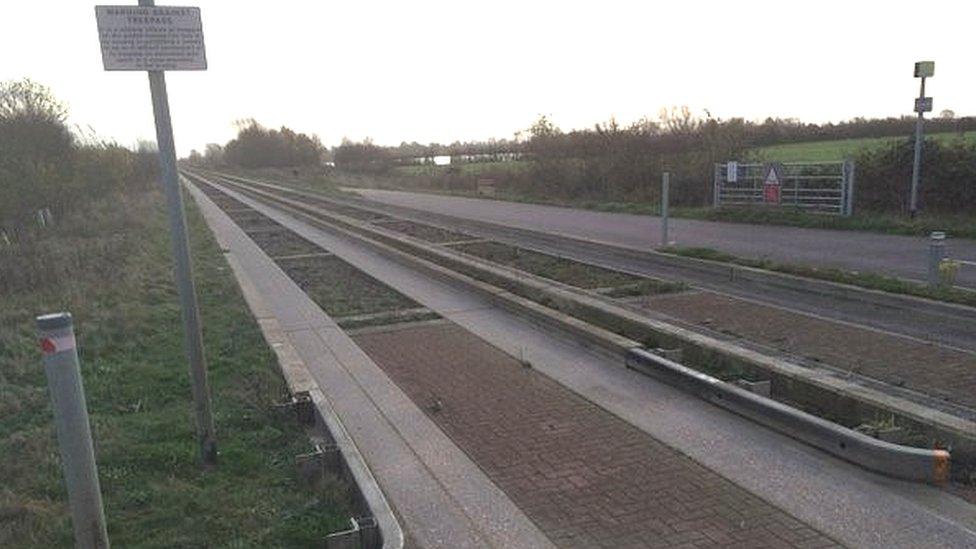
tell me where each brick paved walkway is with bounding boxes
[354,322,841,548]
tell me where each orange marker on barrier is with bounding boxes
[933,450,951,484]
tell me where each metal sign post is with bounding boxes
[910,61,934,218]
[96,2,216,465]
[661,172,670,247]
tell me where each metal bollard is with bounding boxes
[661,172,670,247]
[928,231,947,287]
[37,312,110,549]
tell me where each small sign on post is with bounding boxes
[726,161,738,183]
[96,2,217,466]
[914,61,935,78]
[914,97,933,113]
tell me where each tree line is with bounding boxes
[0,79,158,234]
[186,119,324,169]
[333,110,976,165]
[184,106,974,214]
[331,108,976,212]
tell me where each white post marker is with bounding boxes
[38,312,110,549]
[95,2,217,466]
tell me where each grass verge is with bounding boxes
[0,187,351,547]
[675,207,976,240]
[658,245,976,308]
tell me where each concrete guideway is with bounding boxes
[350,188,976,289]
[187,181,555,549]
[216,173,976,356]
[206,171,976,461]
[191,174,976,548]
[338,187,976,355]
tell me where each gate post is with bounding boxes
[713,163,722,208]
[928,232,947,286]
[661,172,670,247]
[843,160,856,216]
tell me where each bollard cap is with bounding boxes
[36,312,73,332]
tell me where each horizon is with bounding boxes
[3,1,973,155]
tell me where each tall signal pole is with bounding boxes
[909,61,934,218]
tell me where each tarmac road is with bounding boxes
[350,188,976,289]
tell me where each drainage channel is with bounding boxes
[193,174,843,549]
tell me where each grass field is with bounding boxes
[755,131,976,162]
[0,187,351,546]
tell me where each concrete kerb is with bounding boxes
[202,173,963,485]
[188,180,405,549]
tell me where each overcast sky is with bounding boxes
[2,1,972,156]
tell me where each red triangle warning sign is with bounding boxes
[764,164,783,186]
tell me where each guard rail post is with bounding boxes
[661,172,670,247]
[928,231,947,286]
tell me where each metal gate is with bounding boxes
[713,160,855,216]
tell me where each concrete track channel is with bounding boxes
[263,180,976,355]
[347,188,976,290]
[202,173,976,429]
[192,172,976,465]
[186,171,976,547]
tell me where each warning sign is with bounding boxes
[95,6,206,71]
[763,163,784,204]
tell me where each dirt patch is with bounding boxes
[378,219,470,243]
[636,291,976,409]
[276,255,421,318]
[197,185,249,210]
[455,240,684,294]
[230,211,284,232]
